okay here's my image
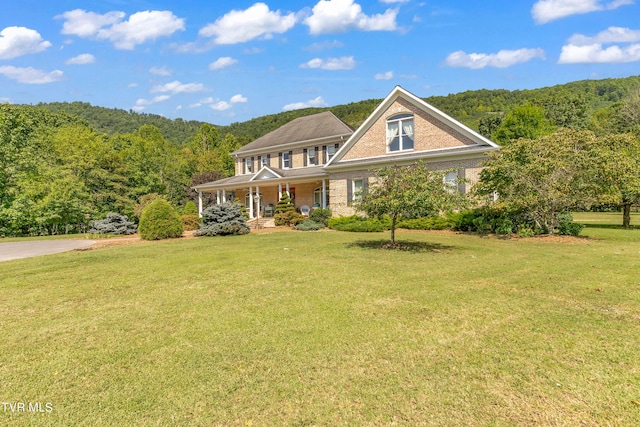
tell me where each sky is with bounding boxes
[1,0,639,125]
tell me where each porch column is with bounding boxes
[222,189,226,203]
[256,185,260,219]
[285,182,290,196]
[198,191,203,217]
[249,185,254,219]
[278,183,282,199]
[322,179,327,209]
[216,189,220,204]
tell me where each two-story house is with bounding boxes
[193,86,499,219]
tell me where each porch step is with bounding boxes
[247,218,275,229]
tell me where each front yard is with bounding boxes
[1,219,639,425]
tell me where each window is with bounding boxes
[327,145,336,161]
[282,152,291,168]
[261,155,269,168]
[443,170,458,193]
[386,114,414,152]
[353,178,364,201]
[244,157,253,174]
[308,147,317,166]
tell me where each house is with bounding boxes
[193,86,499,219]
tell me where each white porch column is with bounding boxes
[285,182,290,196]
[249,185,254,219]
[216,189,220,204]
[322,179,327,209]
[256,186,260,218]
[198,191,203,217]
[222,189,226,203]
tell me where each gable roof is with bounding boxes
[233,111,353,155]
[325,86,499,168]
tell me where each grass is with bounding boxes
[1,215,640,425]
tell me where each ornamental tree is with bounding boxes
[354,162,467,245]
[476,129,608,233]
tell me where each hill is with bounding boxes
[34,75,640,145]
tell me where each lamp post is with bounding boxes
[255,193,261,230]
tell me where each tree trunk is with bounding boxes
[623,203,632,228]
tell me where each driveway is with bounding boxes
[0,240,97,262]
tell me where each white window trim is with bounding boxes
[386,114,414,153]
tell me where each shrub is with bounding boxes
[452,205,540,235]
[88,213,137,235]
[133,193,160,220]
[274,210,305,226]
[195,202,250,237]
[183,201,198,215]
[275,192,295,214]
[181,214,201,231]
[396,214,455,230]
[309,208,332,226]
[557,213,584,236]
[138,198,183,240]
[295,219,325,231]
[328,215,388,232]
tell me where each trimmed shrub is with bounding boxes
[295,219,325,231]
[183,201,198,215]
[328,215,389,232]
[396,214,455,230]
[88,213,137,235]
[133,193,160,220]
[181,214,201,231]
[275,192,295,214]
[309,208,332,226]
[451,206,540,235]
[138,198,183,240]
[195,202,250,236]
[274,210,305,226]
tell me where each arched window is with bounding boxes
[386,113,414,152]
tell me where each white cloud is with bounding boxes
[0,66,63,84]
[445,48,545,69]
[65,53,95,65]
[374,71,394,80]
[133,95,171,111]
[559,26,640,63]
[209,56,238,70]
[0,26,51,59]
[151,80,206,94]
[531,0,633,24]
[230,94,248,103]
[304,0,398,35]
[301,56,356,70]
[57,9,185,49]
[283,96,329,111]
[211,101,232,111]
[149,66,172,76]
[199,3,297,44]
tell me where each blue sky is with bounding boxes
[1,0,639,125]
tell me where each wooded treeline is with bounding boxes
[2,75,639,236]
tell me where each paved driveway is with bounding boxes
[0,240,97,262]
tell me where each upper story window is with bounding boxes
[386,113,414,152]
[244,157,254,174]
[261,154,269,168]
[281,151,291,169]
[327,144,337,162]
[306,147,318,166]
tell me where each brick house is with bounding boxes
[193,86,499,219]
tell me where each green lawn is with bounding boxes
[2,218,640,425]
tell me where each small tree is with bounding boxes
[195,202,250,236]
[355,162,467,245]
[476,129,606,233]
[274,192,295,214]
[138,198,183,240]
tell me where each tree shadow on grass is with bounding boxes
[581,223,638,230]
[347,239,454,253]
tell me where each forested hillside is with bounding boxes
[2,75,639,236]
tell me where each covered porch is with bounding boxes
[192,166,330,219]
